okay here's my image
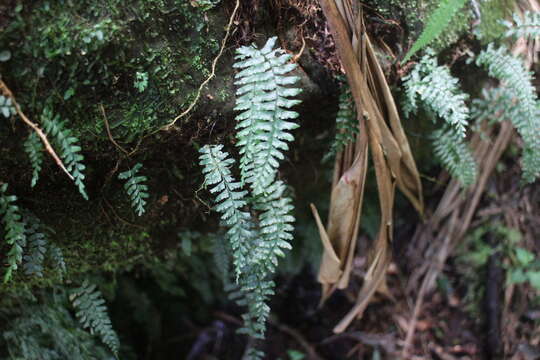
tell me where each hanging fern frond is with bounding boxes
[253,180,294,272]
[475,44,540,182]
[403,52,470,136]
[402,0,468,62]
[41,108,88,199]
[23,132,44,188]
[502,10,540,39]
[70,280,120,355]
[233,36,301,196]
[199,145,254,279]
[0,183,27,283]
[21,212,48,277]
[433,126,477,186]
[324,86,358,162]
[48,243,67,275]
[118,163,149,216]
[472,87,540,183]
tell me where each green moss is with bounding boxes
[477,0,514,43]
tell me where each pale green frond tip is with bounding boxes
[118,163,149,216]
[502,10,540,39]
[402,0,468,63]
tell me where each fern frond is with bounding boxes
[433,126,477,186]
[238,270,274,339]
[233,36,301,195]
[0,183,27,283]
[402,0,468,62]
[403,52,470,136]
[41,108,88,199]
[324,86,358,162]
[199,145,254,279]
[118,163,149,216]
[253,181,294,272]
[472,87,540,183]
[23,132,44,188]
[21,212,47,277]
[502,10,540,39]
[70,280,120,355]
[48,243,67,275]
[475,44,540,182]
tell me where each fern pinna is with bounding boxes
[118,163,149,216]
[502,10,540,40]
[474,44,540,183]
[402,52,477,186]
[324,85,358,162]
[41,108,88,199]
[0,183,26,283]
[233,36,301,196]
[200,36,300,358]
[23,132,44,188]
[70,280,120,356]
[402,0,468,62]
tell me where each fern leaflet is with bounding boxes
[41,108,88,200]
[0,183,27,283]
[48,244,67,275]
[402,0,468,62]
[502,10,540,39]
[23,132,44,188]
[233,36,301,196]
[474,44,540,182]
[70,280,120,355]
[118,163,149,216]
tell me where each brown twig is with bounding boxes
[161,0,241,132]
[0,78,73,180]
[100,104,129,156]
[269,318,326,360]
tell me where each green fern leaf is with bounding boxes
[48,244,67,275]
[70,280,120,355]
[0,183,27,283]
[118,163,149,216]
[502,10,540,39]
[23,132,44,188]
[433,126,477,186]
[474,44,540,182]
[41,108,88,199]
[21,212,47,277]
[0,95,16,118]
[233,36,301,196]
[199,145,254,279]
[324,86,358,162]
[402,0,468,62]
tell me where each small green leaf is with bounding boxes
[515,247,535,266]
[527,271,540,290]
[63,88,75,100]
[508,268,527,284]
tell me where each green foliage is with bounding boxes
[41,108,88,199]
[402,52,477,186]
[502,10,540,39]
[0,184,26,283]
[474,44,540,183]
[48,244,67,276]
[22,213,48,278]
[432,126,477,186]
[118,163,149,216]
[23,132,44,188]
[70,280,120,356]
[0,95,16,118]
[199,145,253,279]
[2,294,113,360]
[402,0,468,62]
[199,37,300,356]
[134,71,149,93]
[324,86,358,162]
[233,36,301,196]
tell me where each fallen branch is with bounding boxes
[0,78,73,180]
